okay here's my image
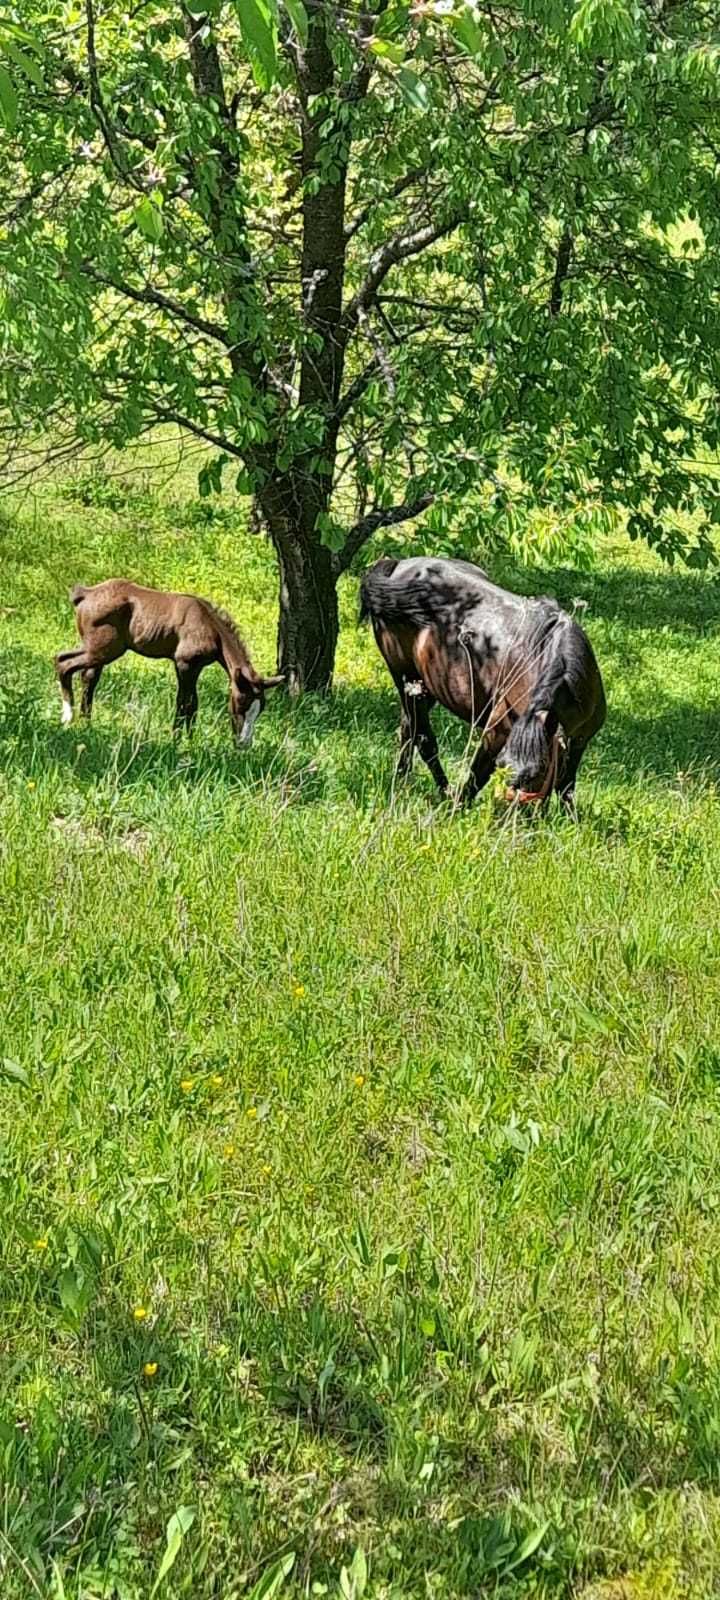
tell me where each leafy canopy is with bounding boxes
[1,0,720,567]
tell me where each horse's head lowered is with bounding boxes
[230,668,285,746]
[503,712,563,804]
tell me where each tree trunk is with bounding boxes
[261,481,339,694]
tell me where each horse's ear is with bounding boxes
[260,673,286,690]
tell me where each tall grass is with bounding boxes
[1,472,720,1599]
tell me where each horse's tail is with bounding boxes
[359,558,432,628]
[359,558,399,624]
[69,584,87,607]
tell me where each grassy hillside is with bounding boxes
[2,469,720,1600]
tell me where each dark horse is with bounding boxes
[360,556,606,809]
[55,580,284,743]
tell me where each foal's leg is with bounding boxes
[174,661,201,736]
[55,648,90,725]
[56,625,124,725]
[80,666,103,719]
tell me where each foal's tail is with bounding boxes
[69,584,88,607]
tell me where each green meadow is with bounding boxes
[2,467,720,1599]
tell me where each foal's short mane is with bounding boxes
[202,599,250,663]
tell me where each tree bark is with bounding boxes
[260,478,338,694]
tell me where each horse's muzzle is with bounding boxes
[505,786,544,805]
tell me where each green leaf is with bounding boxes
[59,1267,83,1316]
[198,454,227,496]
[5,40,45,90]
[505,1519,550,1572]
[134,196,164,243]
[368,38,405,65]
[453,7,485,58]
[282,0,308,46]
[0,66,18,131]
[340,1547,367,1600]
[1,1057,29,1086]
[151,1507,196,1597]
[247,1551,296,1600]
[397,67,430,111]
[316,510,346,552]
[235,0,279,90]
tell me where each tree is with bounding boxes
[1,0,719,690]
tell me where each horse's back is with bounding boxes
[361,555,494,633]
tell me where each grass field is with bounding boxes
[2,466,720,1600]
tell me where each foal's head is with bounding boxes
[230,668,285,746]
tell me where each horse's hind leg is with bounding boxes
[391,675,418,778]
[55,648,87,725]
[56,630,123,725]
[80,666,103,719]
[392,681,449,795]
[412,700,449,796]
[396,693,416,778]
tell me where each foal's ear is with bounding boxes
[233,666,257,694]
[260,673,286,690]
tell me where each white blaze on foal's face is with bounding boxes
[238,696,261,746]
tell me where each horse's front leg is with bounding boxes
[459,743,496,807]
[557,736,587,817]
[174,661,201,736]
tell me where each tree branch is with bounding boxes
[332,492,434,576]
[333,357,382,424]
[138,401,244,458]
[85,0,137,185]
[549,228,573,315]
[81,265,231,347]
[344,166,430,241]
[342,211,468,338]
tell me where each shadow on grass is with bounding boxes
[490,557,720,637]
[6,1286,720,1597]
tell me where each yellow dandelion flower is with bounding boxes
[246,1106,258,1119]
[292,983,306,1000]
[262,1163,272,1176]
[354,1073,366,1088]
[211,1073,224,1088]
[27,780,36,790]
[33,1236,48,1252]
[142,1361,158,1378]
[133,1305,148,1322]
[180,1078,194,1093]
[223,1143,236,1158]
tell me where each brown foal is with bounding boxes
[55,580,284,744]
